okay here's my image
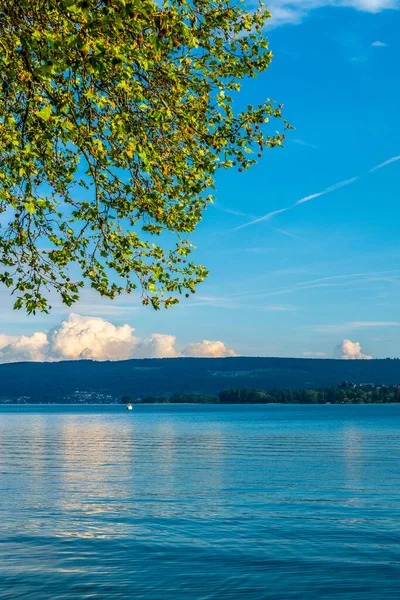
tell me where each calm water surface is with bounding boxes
[1,404,400,599]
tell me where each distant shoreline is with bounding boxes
[2,402,400,406]
[1,357,400,405]
[3,383,400,406]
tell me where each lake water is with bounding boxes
[1,404,400,599]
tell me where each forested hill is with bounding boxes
[1,356,400,403]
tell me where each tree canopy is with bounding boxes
[0,0,289,313]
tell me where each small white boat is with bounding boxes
[126,403,133,411]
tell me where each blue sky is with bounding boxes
[0,1,399,361]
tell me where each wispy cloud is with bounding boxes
[184,296,237,309]
[371,40,388,47]
[263,0,398,27]
[225,269,400,301]
[292,138,319,149]
[234,153,400,232]
[293,191,326,207]
[302,351,328,357]
[269,226,305,241]
[294,176,359,207]
[234,176,358,231]
[234,208,289,231]
[350,55,369,63]
[212,204,255,219]
[315,321,400,333]
[370,155,400,172]
[301,177,359,201]
[149,270,400,313]
[64,303,139,316]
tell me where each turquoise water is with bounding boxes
[1,404,400,599]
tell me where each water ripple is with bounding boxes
[1,405,400,599]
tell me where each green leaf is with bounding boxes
[37,106,52,121]
[0,0,288,314]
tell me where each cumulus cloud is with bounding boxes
[50,314,136,361]
[183,340,237,358]
[136,334,179,359]
[371,40,388,47]
[0,333,12,350]
[0,314,236,363]
[340,339,372,360]
[0,332,49,363]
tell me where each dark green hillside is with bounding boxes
[1,357,400,403]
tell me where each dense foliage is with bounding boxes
[123,392,216,403]
[217,384,400,404]
[0,0,288,313]
[1,357,400,404]
[124,384,400,404]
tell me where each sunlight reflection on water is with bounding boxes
[1,404,400,599]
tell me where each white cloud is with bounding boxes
[270,226,305,241]
[268,5,306,25]
[234,176,358,231]
[370,155,400,172]
[234,207,289,231]
[213,204,255,219]
[0,332,49,363]
[135,334,179,359]
[51,314,137,360]
[0,314,236,363]
[234,148,400,233]
[347,0,396,11]
[371,40,388,47]
[297,177,359,205]
[302,351,329,357]
[0,333,12,350]
[234,151,400,233]
[292,138,319,149]
[182,340,237,358]
[264,0,398,26]
[340,339,372,360]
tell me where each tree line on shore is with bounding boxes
[121,383,400,405]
